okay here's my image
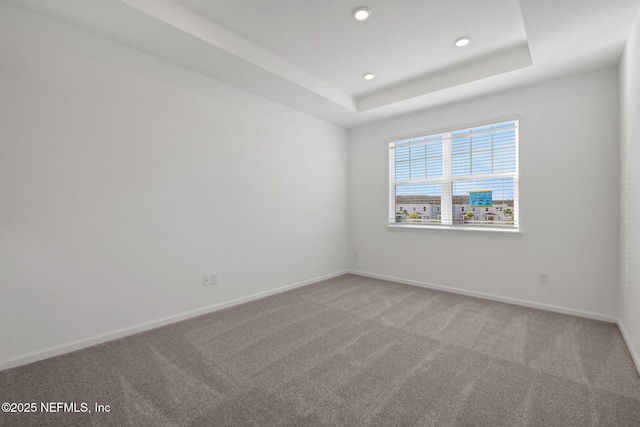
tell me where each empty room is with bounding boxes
[1,0,640,425]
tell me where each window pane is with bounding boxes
[395,183,441,224]
[493,146,516,173]
[410,144,426,180]
[395,140,443,181]
[452,122,517,176]
[452,155,470,176]
[426,142,443,178]
[452,136,471,176]
[396,161,410,181]
[395,149,409,163]
[471,149,492,175]
[452,178,515,227]
[472,133,492,151]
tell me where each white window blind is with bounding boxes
[389,120,519,230]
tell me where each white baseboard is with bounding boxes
[617,318,640,375]
[0,270,348,372]
[348,270,618,323]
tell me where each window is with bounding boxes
[389,120,518,230]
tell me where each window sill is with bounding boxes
[387,224,521,235]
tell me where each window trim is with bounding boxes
[388,117,520,233]
[387,223,522,235]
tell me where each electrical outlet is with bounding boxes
[211,273,218,285]
[539,273,549,285]
[203,275,212,286]
[354,250,359,258]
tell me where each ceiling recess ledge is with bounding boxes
[357,42,533,112]
[120,0,358,112]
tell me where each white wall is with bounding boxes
[620,9,640,369]
[349,67,620,319]
[0,2,348,367]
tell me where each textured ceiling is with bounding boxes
[8,0,640,128]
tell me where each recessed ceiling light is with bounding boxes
[363,73,375,80]
[353,7,371,21]
[455,36,471,47]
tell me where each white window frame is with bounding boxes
[389,119,519,232]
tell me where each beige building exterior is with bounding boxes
[395,195,515,224]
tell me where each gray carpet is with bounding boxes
[1,274,639,426]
